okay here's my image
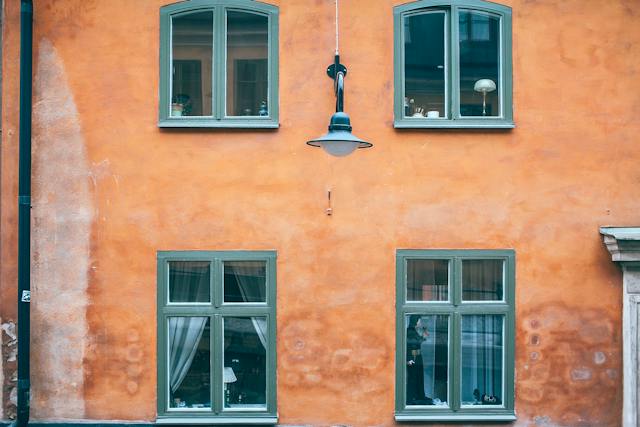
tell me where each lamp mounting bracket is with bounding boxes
[327,54,347,79]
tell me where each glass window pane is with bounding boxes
[171,12,213,117]
[404,12,446,119]
[169,261,210,303]
[407,259,449,302]
[406,314,448,406]
[462,259,504,301]
[223,317,267,409]
[224,261,267,303]
[461,315,503,406]
[226,11,269,117]
[459,11,500,117]
[168,317,211,409]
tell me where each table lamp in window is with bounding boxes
[473,79,496,116]
[223,367,237,405]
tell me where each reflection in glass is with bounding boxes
[171,12,213,116]
[169,261,210,303]
[169,317,210,409]
[407,259,449,302]
[459,11,500,117]
[227,11,268,117]
[461,315,503,406]
[404,12,446,118]
[406,315,448,406]
[224,261,266,303]
[462,259,504,301]
[223,317,267,409]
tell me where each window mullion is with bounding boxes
[212,313,223,414]
[451,311,461,411]
[450,6,460,120]
[214,258,223,308]
[213,6,225,120]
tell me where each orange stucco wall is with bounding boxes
[1,0,639,426]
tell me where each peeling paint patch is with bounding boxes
[1,320,18,418]
[30,38,91,419]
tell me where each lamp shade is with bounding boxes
[223,367,237,383]
[307,112,372,157]
[473,78,497,93]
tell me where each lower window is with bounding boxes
[395,250,515,422]
[157,251,277,424]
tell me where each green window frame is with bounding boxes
[393,0,513,129]
[159,0,279,128]
[395,249,515,422]
[157,250,277,425]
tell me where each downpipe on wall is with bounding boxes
[12,1,33,427]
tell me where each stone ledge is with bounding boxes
[600,226,640,263]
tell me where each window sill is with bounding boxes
[395,412,516,422]
[394,119,515,129]
[158,118,279,129]
[157,416,278,425]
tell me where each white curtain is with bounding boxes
[230,262,267,349]
[168,261,210,393]
[169,316,207,392]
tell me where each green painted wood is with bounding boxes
[393,0,513,129]
[157,250,277,423]
[156,416,278,425]
[395,249,516,421]
[159,0,279,128]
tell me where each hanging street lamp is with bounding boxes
[306,0,372,157]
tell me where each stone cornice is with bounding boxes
[601,226,640,263]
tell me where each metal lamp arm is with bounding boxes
[335,72,345,113]
[327,54,347,113]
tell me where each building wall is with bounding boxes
[1,0,639,425]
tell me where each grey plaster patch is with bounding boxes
[30,38,91,419]
[570,367,592,381]
[593,351,606,364]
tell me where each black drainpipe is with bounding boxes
[13,1,33,427]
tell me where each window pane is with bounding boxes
[168,317,211,409]
[459,11,500,117]
[404,12,446,119]
[169,261,210,303]
[223,317,267,409]
[407,259,449,302]
[171,12,213,117]
[406,314,448,406]
[226,11,269,117]
[462,259,504,301]
[461,315,503,406]
[224,261,267,303]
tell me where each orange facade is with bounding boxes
[1,0,639,426]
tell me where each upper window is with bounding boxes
[393,0,513,128]
[395,249,515,422]
[157,251,277,424]
[159,0,279,128]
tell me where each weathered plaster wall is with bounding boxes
[1,0,639,426]
[30,38,91,419]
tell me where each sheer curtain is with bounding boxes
[416,316,436,399]
[461,315,503,403]
[230,262,267,349]
[169,317,207,392]
[168,261,209,393]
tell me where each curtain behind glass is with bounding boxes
[169,316,208,393]
[227,261,267,349]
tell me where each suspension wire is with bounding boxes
[335,0,339,54]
